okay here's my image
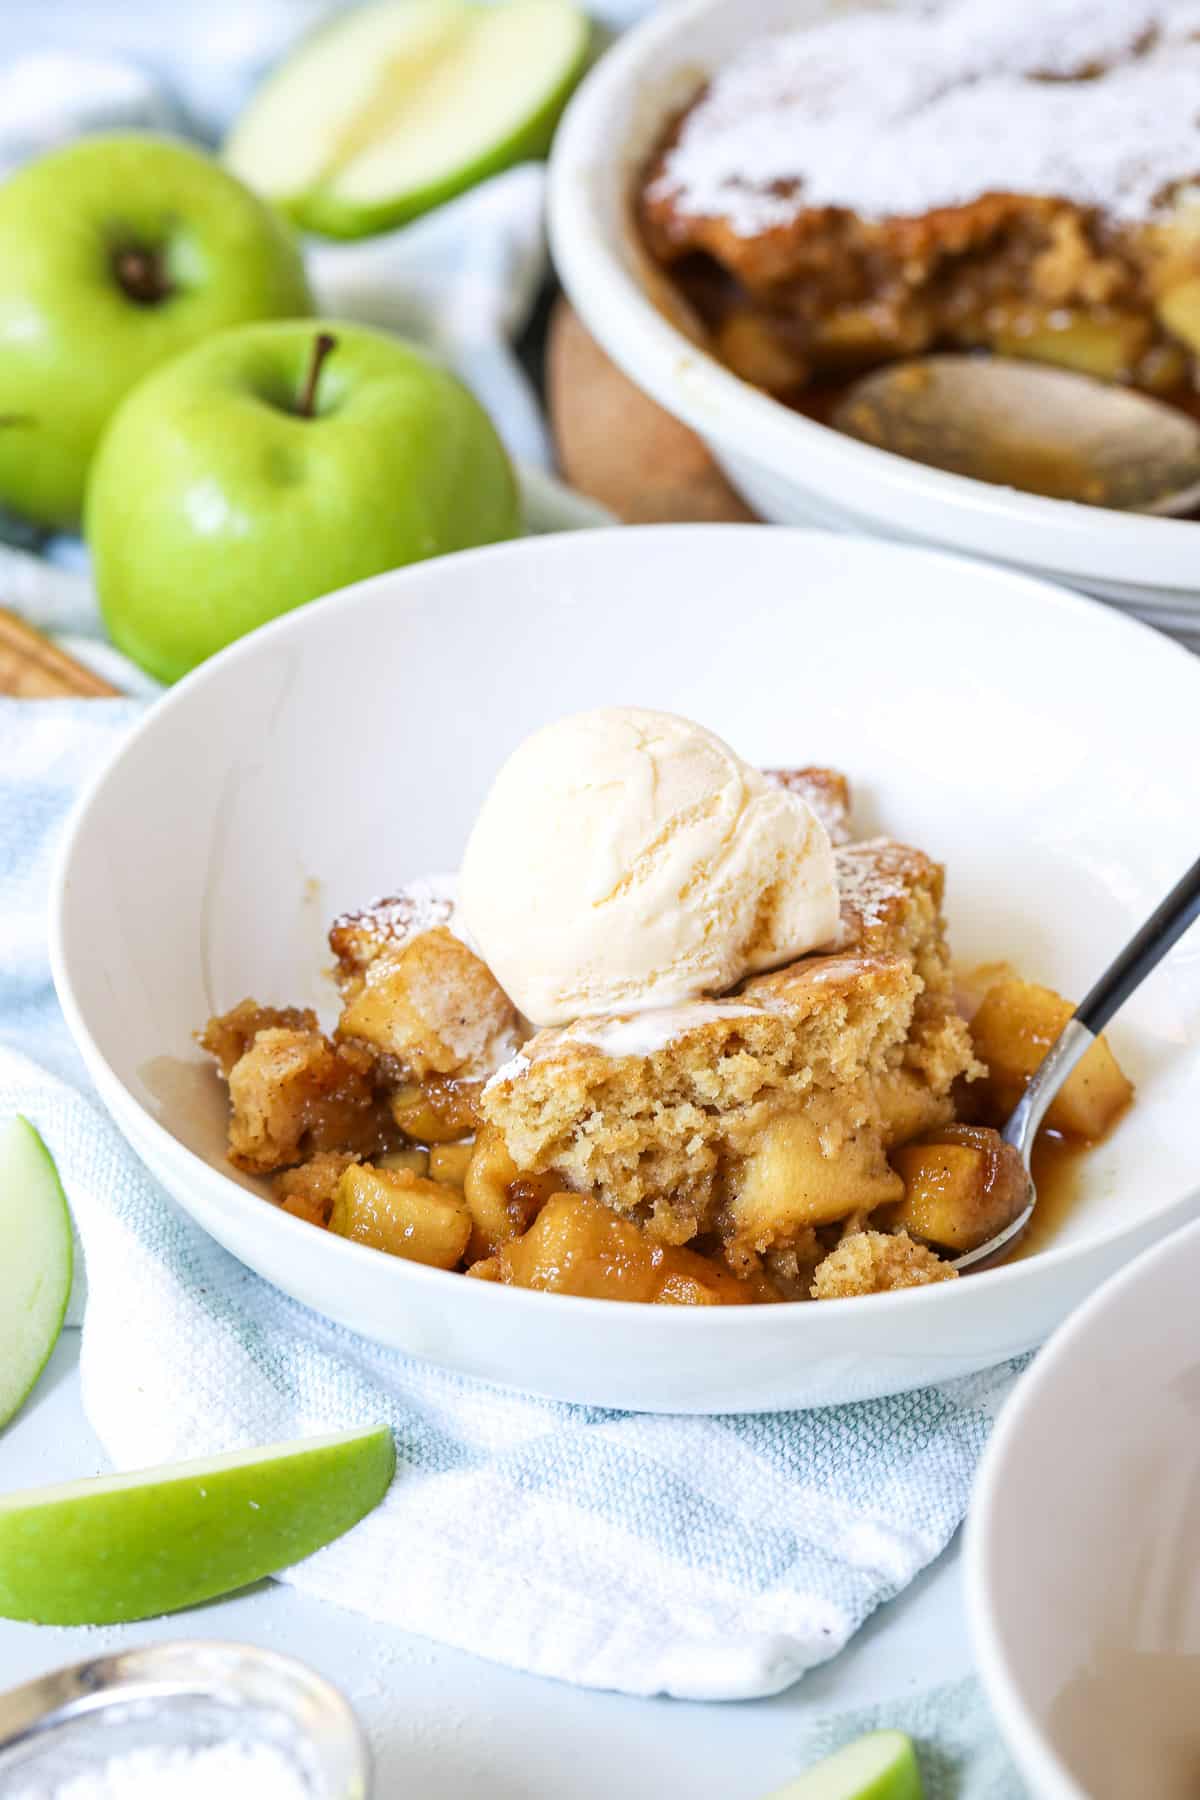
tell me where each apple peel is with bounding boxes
[0,1116,73,1431]
[0,1425,397,1625]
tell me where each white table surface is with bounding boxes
[0,1331,971,1798]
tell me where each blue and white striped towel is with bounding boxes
[0,704,1024,1700]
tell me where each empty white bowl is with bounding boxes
[51,527,1200,1411]
[548,0,1200,645]
[968,1214,1200,1799]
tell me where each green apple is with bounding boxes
[0,1117,73,1431]
[0,134,313,529]
[86,317,521,682]
[0,1424,396,1625]
[766,1733,924,1800]
[226,0,590,239]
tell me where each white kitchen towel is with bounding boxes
[0,702,1025,1702]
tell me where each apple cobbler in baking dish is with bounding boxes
[635,0,1200,423]
[199,709,1133,1305]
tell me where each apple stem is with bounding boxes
[297,333,337,419]
[113,246,171,306]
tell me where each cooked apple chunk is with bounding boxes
[468,1194,762,1304]
[953,961,1018,1025]
[968,978,1133,1139]
[461,1122,556,1260]
[888,1124,1028,1253]
[216,1021,392,1173]
[337,926,520,1081]
[376,1145,430,1177]
[429,1142,473,1186]
[389,1075,482,1143]
[731,1109,904,1244]
[329,1163,471,1268]
[1155,277,1200,355]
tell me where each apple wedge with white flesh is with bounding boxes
[226,0,590,238]
[0,1426,396,1625]
[766,1732,924,1800]
[0,1117,73,1431]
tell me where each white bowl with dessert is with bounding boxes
[548,0,1200,643]
[51,527,1200,1411]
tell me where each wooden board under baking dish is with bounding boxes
[546,298,758,525]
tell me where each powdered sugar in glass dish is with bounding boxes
[0,1642,369,1800]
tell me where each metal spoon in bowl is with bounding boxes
[833,355,1200,514]
[952,852,1200,1273]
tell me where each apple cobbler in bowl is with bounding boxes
[199,751,1133,1307]
[53,526,1200,1405]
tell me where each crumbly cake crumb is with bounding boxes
[274,1150,360,1227]
[197,1000,320,1077]
[811,1230,957,1299]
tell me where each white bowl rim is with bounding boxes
[965,1210,1200,1800]
[48,525,1200,1332]
[547,0,1200,589]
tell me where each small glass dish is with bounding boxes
[0,1640,371,1798]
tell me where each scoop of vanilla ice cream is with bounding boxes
[459,707,839,1028]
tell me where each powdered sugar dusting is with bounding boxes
[835,838,909,932]
[331,873,462,961]
[564,1000,763,1058]
[651,0,1200,234]
[762,767,852,844]
[483,1049,531,1092]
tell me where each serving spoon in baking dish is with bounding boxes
[953,851,1200,1272]
[833,355,1200,515]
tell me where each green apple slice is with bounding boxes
[0,1425,396,1625]
[226,0,591,238]
[766,1732,924,1800]
[0,1117,73,1431]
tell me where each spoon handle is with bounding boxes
[1074,853,1200,1036]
